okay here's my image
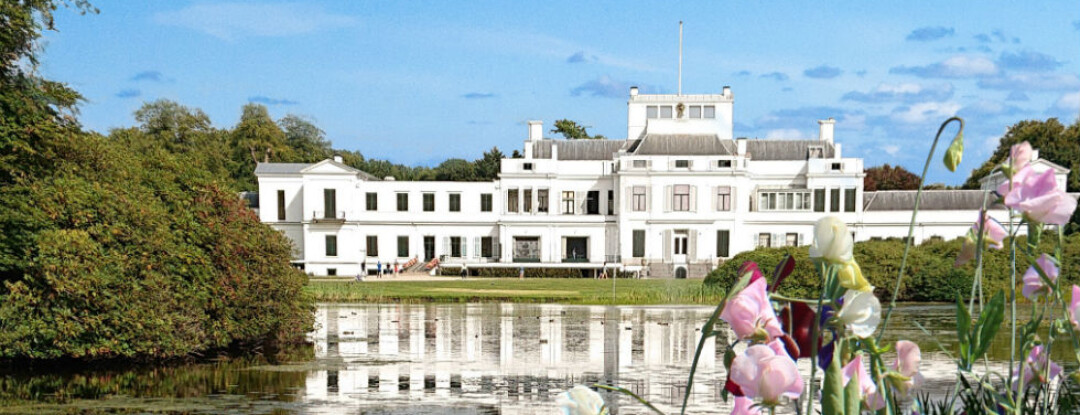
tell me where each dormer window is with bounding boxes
[675,160,690,168]
[523,162,533,171]
[831,162,842,171]
[717,160,732,168]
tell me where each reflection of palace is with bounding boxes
[304,304,728,414]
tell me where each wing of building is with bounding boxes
[254,86,1069,278]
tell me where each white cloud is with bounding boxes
[890,55,998,78]
[890,101,961,124]
[153,3,356,40]
[764,128,806,139]
[978,73,1080,91]
[882,145,900,156]
[1054,92,1080,112]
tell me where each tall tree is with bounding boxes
[231,103,289,164]
[279,114,332,163]
[475,147,504,180]
[133,99,213,148]
[551,119,605,140]
[863,164,921,191]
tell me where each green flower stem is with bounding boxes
[805,262,833,415]
[878,117,964,342]
[968,191,992,314]
[594,384,666,415]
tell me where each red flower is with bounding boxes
[779,302,817,359]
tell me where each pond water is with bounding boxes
[0,302,1061,414]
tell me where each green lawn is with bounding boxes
[305,278,725,305]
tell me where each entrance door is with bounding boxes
[673,231,689,264]
[424,236,435,261]
[675,267,688,279]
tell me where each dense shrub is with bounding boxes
[704,234,1080,302]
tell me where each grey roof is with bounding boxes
[633,134,736,155]
[863,190,1004,211]
[744,140,835,161]
[254,163,311,174]
[531,139,631,160]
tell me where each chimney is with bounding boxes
[528,120,543,142]
[722,86,732,98]
[333,154,343,163]
[551,143,558,160]
[818,118,835,143]
[629,86,639,96]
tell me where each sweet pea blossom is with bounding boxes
[834,289,882,338]
[720,278,784,341]
[1069,285,1080,331]
[779,302,816,359]
[1021,254,1059,300]
[1008,141,1033,171]
[809,216,853,264]
[1017,345,1062,388]
[890,340,923,397]
[837,260,872,292]
[842,354,886,411]
[730,396,762,415]
[998,167,1077,226]
[729,339,804,405]
[556,385,608,415]
[955,214,1008,267]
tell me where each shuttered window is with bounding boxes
[397,193,409,211]
[814,189,826,212]
[423,193,435,212]
[632,230,645,258]
[480,193,492,212]
[845,188,856,212]
[716,186,731,211]
[449,193,461,212]
[673,185,691,211]
[830,189,841,212]
[366,235,378,256]
[632,186,647,211]
[716,230,730,257]
[397,236,409,257]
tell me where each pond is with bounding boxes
[0,302,1059,414]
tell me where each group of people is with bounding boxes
[356,260,402,281]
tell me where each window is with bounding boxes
[523,189,533,213]
[660,106,673,118]
[717,186,732,211]
[632,230,645,258]
[366,192,377,211]
[423,192,435,212]
[814,189,826,212]
[717,230,730,257]
[675,160,690,168]
[325,235,338,257]
[607,190,614,215]
[830,188,841,212]
[632,186,647,211]
[450,236,462,257]
[396,193,408,212]
[562,191,575,214]
[674,233,688,255]
[513,236,540,262]
[327,268,337,276]
[523,162,533,171]
[449,193,461,212]
[481,236,494,258]
[632,160,647,168]
[366,235,378,256]
[785,233,799,247]
[397,236,409,257]
[673,185,691,212]
[276,190,286,220]
[717,160,732,168]
[808,146,824,159]
[845,189,856,212]
[564,237,588,262]
[758,191,811,211]
[538,189,549,213]
[758,233,772,247]
[646,106,658,119]
[689,105,701,118]
[703,106,715,119]
[323,189,336,219]
[831,162,842,171]
[480,193,492,212]
[507,189,519,213]
[586,190,600,215]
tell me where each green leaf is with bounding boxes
[956,292,972,369]
[844,364,862,415]
[971,291,1006,363]
[821,351,846,415]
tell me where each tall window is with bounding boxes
[814,189,826,212]
[632,186,646,211]
[717,230,730,257]
[507,189,519,213]
[480,193,492,212]
[396,193,409,212]
[325,235,338,257]
[323,189,336,219]
[632,230,645,258]
[673,185,691,211]
[366,192,377,211]
[366,235,378,256]
[481,236,494,258]
[449,193,461,212]
[537,189,549,213]
[830,188,841,212]
[450,236,462,257]
[716,186,732,211]
[607,190,614,215]
[397,236,409,257]
[844,188,856,212]
[785,233,799,247]
[758,233,772,248]
[523,189,533,213]
[562,191,575,214]
[423,192,435,212]
[586,191,599,215]
[276,190,286,220]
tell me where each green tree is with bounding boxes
[475,147,503,180]
[133,99,213,148]
[863,164,921,191]
[279,114,332,162]
[434,158,477,181]
[232,103,290,164]
[551,119,605,140]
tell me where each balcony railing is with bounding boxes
[312,211,346,223]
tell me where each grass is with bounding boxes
[305,278,726,305]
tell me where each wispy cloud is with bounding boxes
[755,106,860,129]
[130,70,166,82]
[977,73,1080,91]
[566,51,597,64]
[1054,91,1080,112]
[249,96,299,105]
[882,145,900,156]
[958,100,1023,117]
[996,50,1063,72]
[570,75,653,99]
[154,3,355,40]
[462,92,496,99]
[841,82,953,103]
[974,29,1018,44]
[115,89,141,99]
[889,55,997,78]
[1006,91,1030,102]
[733,70,751,77]
[889,101,960,124]
[906,26,954,42]
[764,128,806,139]
[760,72,788,81]
[803,65,842,79]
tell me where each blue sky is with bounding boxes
[43,1,1080,184]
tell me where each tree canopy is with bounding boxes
[863,164,921,191]
[551,119,606,140]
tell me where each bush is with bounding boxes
[704,233,1080,302]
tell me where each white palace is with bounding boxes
[254,86,1069,278]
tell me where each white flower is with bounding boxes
[556,385,608,415]
[809,216,853,264]
[835,289,881,338]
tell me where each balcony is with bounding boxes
[312,211,346,224]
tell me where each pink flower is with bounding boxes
[730,339,804,405]
[955,214,1008,267]
[841,354,885,411]
[730,396,761,415]
[1009,141,1033,171]
[721,278,784,340]
[891,340,923,396]
[999,167,1077,226]
[1022,254,1059,300]
[1018,345,1062,388]
[1070,285,1080,331]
